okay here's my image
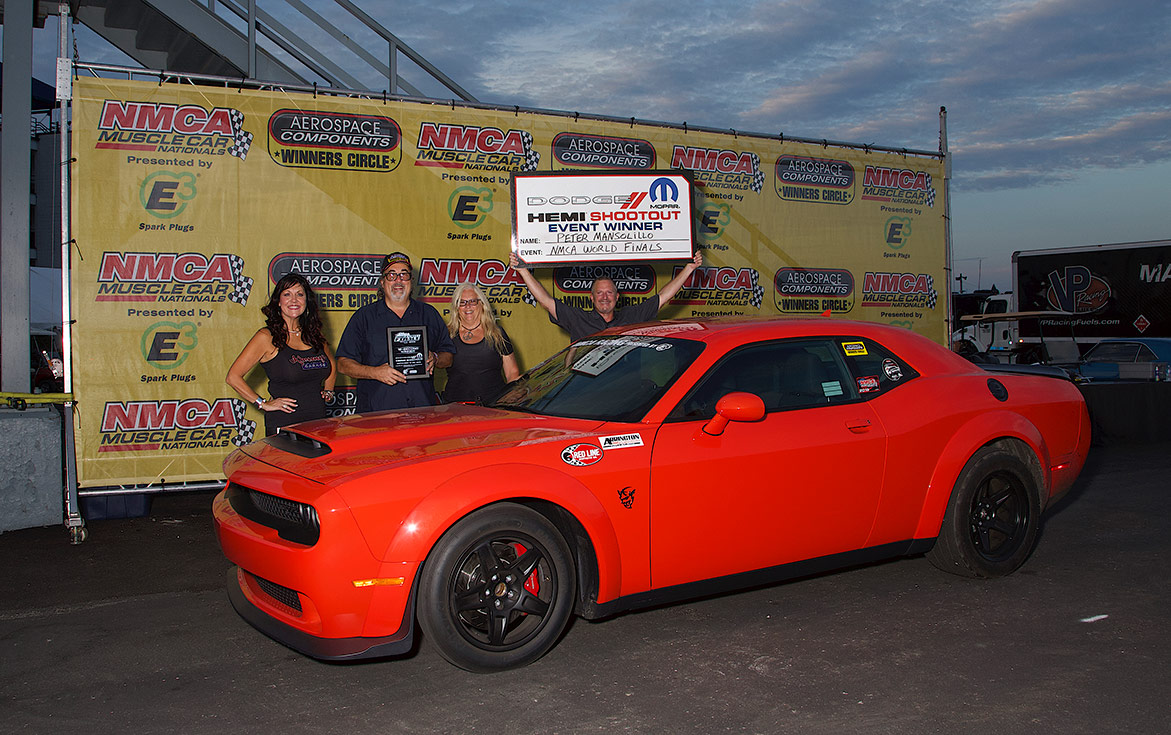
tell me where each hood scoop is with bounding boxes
[266,429,331,458]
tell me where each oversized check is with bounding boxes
[511,171,695,267]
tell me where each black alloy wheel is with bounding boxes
[928,445,1042,578]
[967,469,1031,563]
[418,503,575,672]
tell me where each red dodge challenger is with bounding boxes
[213,318,1091,672]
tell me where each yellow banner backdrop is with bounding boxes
[71,76,947,488]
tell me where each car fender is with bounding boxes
[383,462,624,604]
[913,410,1050,540]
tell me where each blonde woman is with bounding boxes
[443,283,521,403]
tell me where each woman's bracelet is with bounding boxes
[254,396,267,409]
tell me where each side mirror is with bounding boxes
[702,391,766,436]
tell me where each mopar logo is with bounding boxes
[649,176,679,203]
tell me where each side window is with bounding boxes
[837,337,918,398]
[670,339,854,420]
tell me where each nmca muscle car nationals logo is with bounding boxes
[861,271,938,310]
[551,132,656,170]
[268,109,401,172]
[861,166,936,208]
[670,145,764,196]
[417,259,528,312]
[774,155,855,205]
[95,100,253,159]
[774,268,855,314]
[673,266,764,314]
[96,251,253,305]
[415,122,540,173]
[98,397,255,452]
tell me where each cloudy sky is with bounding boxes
[15,0,1171,291]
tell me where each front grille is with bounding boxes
[249,572,303,616]
[225,483,321,546]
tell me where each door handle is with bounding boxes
[845,418,872,433]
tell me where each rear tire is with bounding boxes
[928,446,1041,578]
[418,503,575,672]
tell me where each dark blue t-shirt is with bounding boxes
[336,298,456,412]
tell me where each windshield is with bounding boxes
[1084,342,1145,363]
[488,335,705,422]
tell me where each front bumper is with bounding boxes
[226,566,416,661]
[213,482,420,661]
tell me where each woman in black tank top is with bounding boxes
[227,273,336,436]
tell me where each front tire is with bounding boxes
[418,503,576,672]
[928,446,1042,578]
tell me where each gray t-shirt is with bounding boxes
[552,295,661,342]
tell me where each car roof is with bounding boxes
[607,316,917,343]
[592,317,979,406]
[1095,337,1171,358]
[602,316,963,369]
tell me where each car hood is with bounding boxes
[235,403,605,485]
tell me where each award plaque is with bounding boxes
[387,326,429,379]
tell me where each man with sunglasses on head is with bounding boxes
[336,252,455,412]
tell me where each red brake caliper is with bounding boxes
[512,543,540,595]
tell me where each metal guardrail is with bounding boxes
[191,0,477,100]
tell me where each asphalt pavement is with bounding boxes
[1,441,1168,734]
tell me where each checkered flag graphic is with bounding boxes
[226,254,253,306]
[521,290,538,307]
[227,109,253,160]
[925,275,937,309]
[924,174,935,207]
[748,269,765,309]
[230,399,256,446]
[520,133,541,171]
[749,153,764,193]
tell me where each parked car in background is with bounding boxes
[1069,337,1171,382]
[213,318,1091,672]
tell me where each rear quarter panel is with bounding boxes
[866,370,1088,546]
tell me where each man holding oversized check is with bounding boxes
[510,171,704,342]
[509,251,702,342]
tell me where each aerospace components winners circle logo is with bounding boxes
[774,267,855,314]
[268,110,401,172]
